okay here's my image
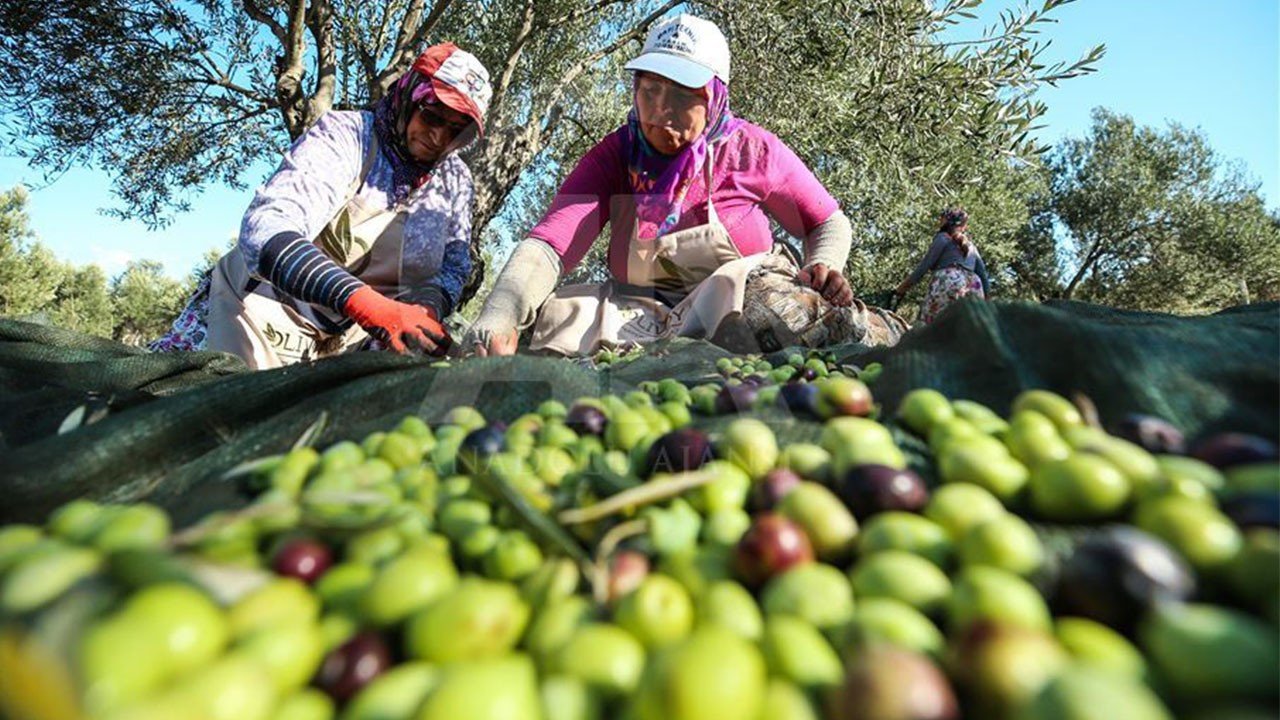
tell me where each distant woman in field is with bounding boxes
[150,43,490,368]
[894,207,990,324]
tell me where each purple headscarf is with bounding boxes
[373,71,444,203]
[623,76,746,239]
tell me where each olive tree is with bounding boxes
[1034,108,1280,312]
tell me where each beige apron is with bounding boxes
[530,143,775,357]
[207,139,415,370]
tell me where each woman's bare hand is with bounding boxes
[797,264,854,307]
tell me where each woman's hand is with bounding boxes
[472,328,519,357]
[797,264,854,307]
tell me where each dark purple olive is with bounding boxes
[715,384,759,415]
[734,513,813,588]
[565,403,608,437]
[1192,433,1279,469]
[777,382,820,418]
[315,631,393,702]
[643,428,714,477]
[835,464,929,520]
[825,646,959,720]
[799,367,820,382]
[271,537,333,585]
[752,468,803,511]
[1220,492,1280,530]
[458,424,506,474]
[1055,526,1194,632]
[1112,414,1186,455]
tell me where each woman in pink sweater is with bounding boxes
[467,14,905,356]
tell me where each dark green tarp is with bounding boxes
[1,299,1276,526]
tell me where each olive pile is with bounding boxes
[0,351,1277,720]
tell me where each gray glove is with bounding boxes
[802,209,853,271]
[463,238,562,350]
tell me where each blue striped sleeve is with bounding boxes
[259,232,365,312]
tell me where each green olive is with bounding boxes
[342,661,437,720]
[344,526,405,566]
[777,444,832,483]
[701,508,751,548]
[937,438,1029,503]
[844,597,945,659]
[482,531,544,582]
[1006,410,1072,467]
[948,565,1052,634]
[414,654,541,720]
[269,447,321,496]
[274,689,335,720]
[551,623,647,696]
[1029,453,1131,521]
[924,483,1007,540]
[957,513,1045,577]
[314,562,375,616]
[1134,496,1242,572]
[716,418,779,480]
[227,578,319,639]
[761,563,856,633]
[951,399,1009,436]
[632,626,766,720]
[896,388,954,436]
[695,580,763,641]
[234,622,325,693]
[849,550,951,615]
[614,573,694,648]
[858,512,953,568]
[1055,616,1147,680]
[91,504,170,553]
[404,578,530,663]
[524,595,594,664]
[1010,389,1083,431]
[360,546,459,627]
[759,615,843,689]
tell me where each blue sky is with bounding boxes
[1,0,1276,280]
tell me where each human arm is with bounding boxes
[796,209,854,306]
[752,130,856,306]
[464,238,563,356]
[401,162,476,319]
[974,253,991,296]
[896,233,951,296]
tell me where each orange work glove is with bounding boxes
[343,286,452,356]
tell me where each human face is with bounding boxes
[634,72,709,155]
[406,102,473,163]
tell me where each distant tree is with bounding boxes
[53,265,114,336]
[109,260,187,345]
[1030,108,1280,312]
[0,186,69,320]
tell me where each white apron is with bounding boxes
[530,143,777,357]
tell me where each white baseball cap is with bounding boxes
[624,14,730,88]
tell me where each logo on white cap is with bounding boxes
[626,14,731,86]
[435,49,493,117]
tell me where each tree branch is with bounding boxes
[308,0,338,121]
[487,0,536,127]
[539,0,630,31]
[241,0,287,44]
[545,0,681,111]
[377,0,455,92]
